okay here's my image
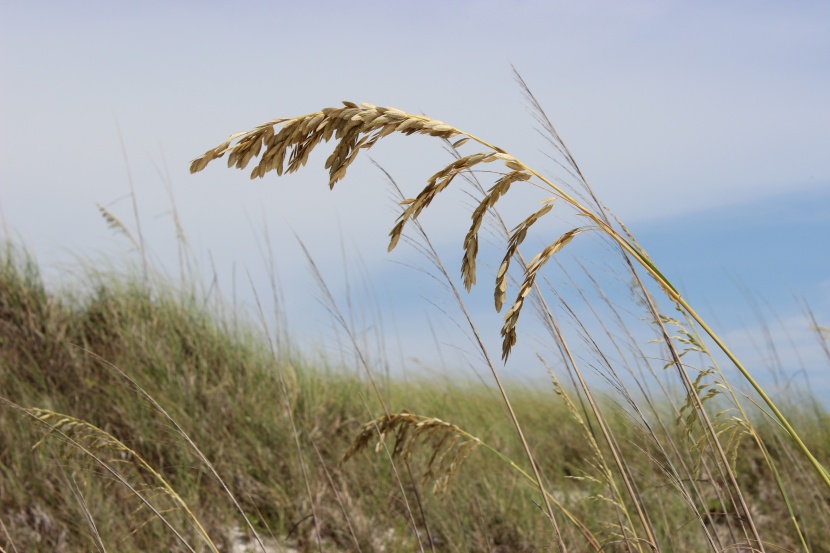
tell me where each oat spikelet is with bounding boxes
[343,412,481,494]
[387,151,525,252]
[501,227,590,360]
[461,170,532,291]
[97,203,140,251]
[494,200,556,313]
[190,102,463,190]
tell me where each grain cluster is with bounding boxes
[343,412,481,494]
[191,102,587,361]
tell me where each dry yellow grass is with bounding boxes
[343,412,481,495]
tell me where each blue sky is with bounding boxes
[1,1,828,397]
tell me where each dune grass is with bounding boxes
[1,242,828,552]
[2,86,830,551]
[0,236,829,551]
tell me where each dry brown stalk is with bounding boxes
[463,170,532,292]
[500,226,590,360]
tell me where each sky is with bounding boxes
[1,1,828,398]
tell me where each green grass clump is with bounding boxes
[0,244,585,551]
[0,242,829,552]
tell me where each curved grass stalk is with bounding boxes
[190,102,830,496]
[1,399,215,552]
